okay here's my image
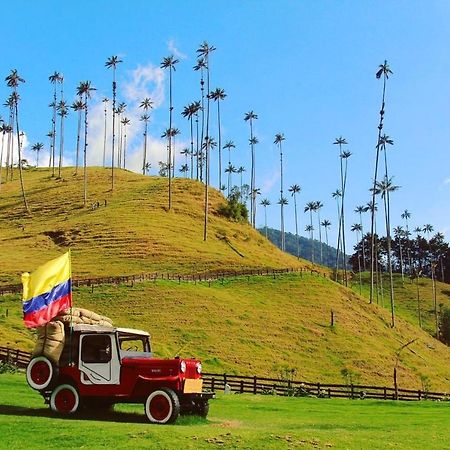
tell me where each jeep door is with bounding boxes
[79,333,120,385]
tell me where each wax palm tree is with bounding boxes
[140,113,150,175]
[180,147,190,169]
[351,223,363,294]
[56,100,68,178]
[76,80,96,207]
[289,184,301,258]
[48,71,62,176]
[332,187,344,282]
[105,55,123,191]
[224,163,236,197]
[423,223,438,336]
[355,205,368,270]
[209,87,226,188]
[237,166,246,192]
[260,198,271,238]
[6,70,29,213]
[393,226,405,282]
[274,133,286,249]
[101,98,109,167]
[370,60,393,304]
[203,135,217,241]
[182,101,200,179]
[116,102,126,168]
[196,42,216,159]
[401,209,412,272]
[314,200,324,264]
[171,127,181,177]
[179,163,189,177]
[373,176,399,327]
[161,56,179,198]
[121,117,130,169]
[245,111,258,226]
[193,58,207,179]
[31,142,44,167]
[321,219,331,246]
[71,99,85,175]
[46,130,53,168]
[305,224,315,262]
[305,201,317,263]
[0,122,8,187]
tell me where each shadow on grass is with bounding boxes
[0,404,210,426]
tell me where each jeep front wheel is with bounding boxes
[145,388,180,424]
[50,384,80,415]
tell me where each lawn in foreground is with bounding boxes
[1,373,449,449]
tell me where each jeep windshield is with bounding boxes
[117,328,152,358]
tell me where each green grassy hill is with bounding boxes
[0,168,449,391]
[0,167,312,286]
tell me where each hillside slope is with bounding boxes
[0,168,313,286]
[1,168,449,391]
[1,273,449,390]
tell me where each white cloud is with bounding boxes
[167,39,187,60]
[444,178,450,185]
[260,169,280,195]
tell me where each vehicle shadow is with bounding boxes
[0,404,147,423]
[0,404,210,425]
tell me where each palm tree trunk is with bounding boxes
[317,209,323,264]
[359,212,366,271]
[294,195,299,259]
[335,197,342,282]
[190,116,194,179]
[51,84,57,176]
[83,96,88,207]
[279,143,284,251]
[416,275,422,328]
[58,114,64,178]
[111,69,116,191]
[217,100,222,189]
[432,264,438,337]
[370,74,387,303]
[75,109,81,175]
[168,67,173,209]
[0,132,5,190]
[264,206,268,238]
[383,192,395,327]
[14,95,30,213]
[142,123,147,175]
[102,105,107,168]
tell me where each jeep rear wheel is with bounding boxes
[26,356,57,390]
[145,388,180,424]
[50,384,80,415]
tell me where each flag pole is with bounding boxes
[68,249,74,366]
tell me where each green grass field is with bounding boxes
[1,373,449,449]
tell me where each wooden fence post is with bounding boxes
[254,376,257,394]
[317,382,321,396]
[350,384,354,399]
[211,377,215,392]
[240,380,244,393]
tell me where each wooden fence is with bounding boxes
[1,346,448,401]
[0,266,328,296]
[0,346,31,369]
[202,372,449,401]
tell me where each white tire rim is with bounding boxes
[26,356,54,390]
[145,390,173,423]
[50,384,79,414]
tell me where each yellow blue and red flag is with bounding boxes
[22,251,72,328]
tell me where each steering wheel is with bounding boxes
[125,345,139,351]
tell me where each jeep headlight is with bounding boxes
[196,362,202,374]
[180,361,186,373]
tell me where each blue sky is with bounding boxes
[1,0,450,250]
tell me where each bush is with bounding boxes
[0,361,18,374]
[440,307,450,345]
[217,193,248,222]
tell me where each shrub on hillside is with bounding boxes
[440,307,450,345]
[218,193,248,222]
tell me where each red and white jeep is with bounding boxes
[26,324,213,424]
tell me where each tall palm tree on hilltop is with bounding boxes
[209,87,226,188]
[245,110,258,226]
[6,69,29,213]
[289,184,301,258]
[105,55,123,191]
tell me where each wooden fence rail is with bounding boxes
[1,347,447,401]
[0,266,327,296]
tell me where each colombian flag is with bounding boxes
[22,251,72,328]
